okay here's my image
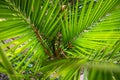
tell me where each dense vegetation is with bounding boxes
[0,0,120,80]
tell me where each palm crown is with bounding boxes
[0,0,120,80]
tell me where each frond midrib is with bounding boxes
[6,0,52,57]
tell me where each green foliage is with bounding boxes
[0,0,120,80]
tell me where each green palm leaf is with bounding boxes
[0,0,120,80]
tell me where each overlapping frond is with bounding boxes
[87,63,120,80]
[8,0,64,39]
[0,0,61,78]
[38,58,87,80]
[63,0,120,60]
[61,0,119,43]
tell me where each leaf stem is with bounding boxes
[0,47,17,80]
[7,1,52,58]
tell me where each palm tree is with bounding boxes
[0,0,120,80]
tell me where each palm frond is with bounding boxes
[61,0,119,43]
[63,0,120,60]
[0,0,52,78]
